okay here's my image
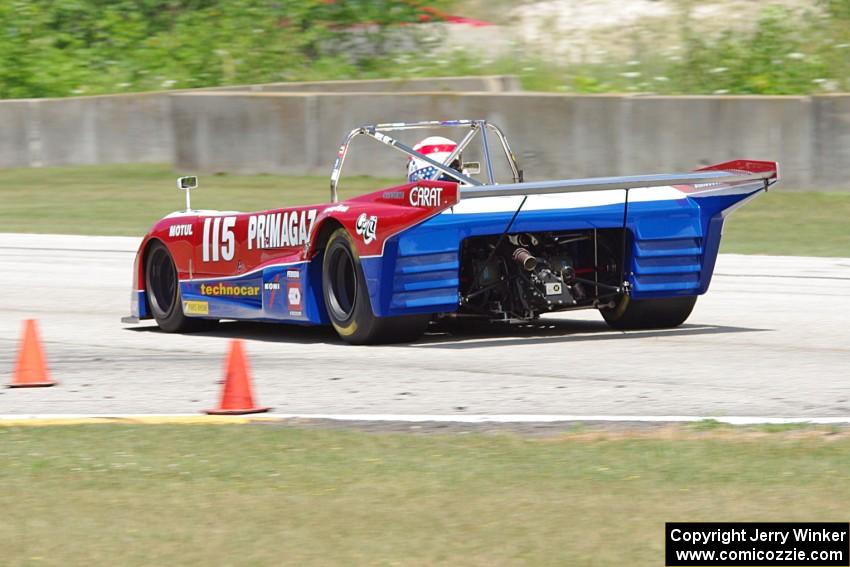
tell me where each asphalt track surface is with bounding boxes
[1,233,848,418]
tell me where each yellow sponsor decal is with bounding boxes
[183,300,209,315]
[200,283,260,297]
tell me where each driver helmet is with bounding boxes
[407,136,460,182]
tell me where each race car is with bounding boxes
[123,119,778,344]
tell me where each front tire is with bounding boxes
[601,295,697,330]
[145,241,216,333]
[322,228,429,345]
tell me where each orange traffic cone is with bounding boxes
[9,319,55,388]
[206,340,270,415]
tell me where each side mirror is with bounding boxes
[177,176,198,211]
[463,162,481,175]
[177,176,198,190]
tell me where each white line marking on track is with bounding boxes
[2,414,850,425]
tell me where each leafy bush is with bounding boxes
[671,6,830,95]
[544,2,850,95]
[0,0,449,98]
[1,0,849,98]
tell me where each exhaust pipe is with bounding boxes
[512,248,537,271]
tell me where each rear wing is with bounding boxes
[458,160,778,200]
[455,159,777,300]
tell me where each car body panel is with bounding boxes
[128,148,776,328]
[129,179,460,324]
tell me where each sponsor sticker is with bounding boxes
[183,300,209,315]
[287,284,302,308]
[266,275,283,306]
[382,191,405,200]
[200,283,260,297]
[247,209,318,251]
[545,282,563,296]
[322,205,349,214]
[169,224,193,237]
[286,270,300,280]
[409,186,444,207]
[355,213,378,245]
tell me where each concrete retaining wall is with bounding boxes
[174,94,312,175]
[812,95,850,188]
[0,100,32,168]
[171,92,844,189]
[1,92,180,168]
[37,93,175,167]
[0,76,517,170]
[1,81,849,190]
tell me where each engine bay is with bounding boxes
[458,229,626,321]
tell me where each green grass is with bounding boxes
[1,425,849,566]
[0,164,395,237]
[722,191,850,256]
[1,164,848,256]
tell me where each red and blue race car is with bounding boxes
[123,119,778,344]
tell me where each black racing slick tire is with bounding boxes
[601,295,697,330]
[322,228,430,345]
[144,241,216,333]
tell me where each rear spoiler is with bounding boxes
[458,160,778,200]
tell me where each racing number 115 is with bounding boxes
[202,216,236,262]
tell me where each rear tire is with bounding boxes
[601,295,697,330]
[322,228,429,345]
[145,241,216,333]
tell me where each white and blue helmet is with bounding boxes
[407,136,459,182]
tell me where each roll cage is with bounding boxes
[330,119,522,202]
[329,119,777,204]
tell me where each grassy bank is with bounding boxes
[721,191,850,256]
[1,424,849,566]
[1,164,848,256]
[0,164,394,237]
